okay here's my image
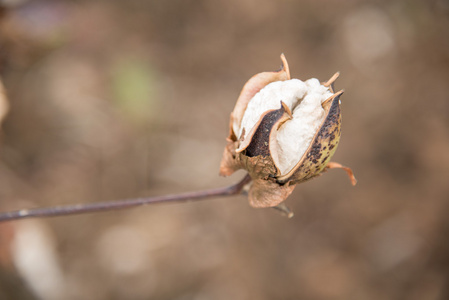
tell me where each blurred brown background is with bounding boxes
[0,0,449,299]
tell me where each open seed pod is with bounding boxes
[220,54,356,208]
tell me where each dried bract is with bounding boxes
[220,54,356,208]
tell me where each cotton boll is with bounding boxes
[238,78,333,175]
[220,54,356,208]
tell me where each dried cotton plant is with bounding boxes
[0,55,355,222]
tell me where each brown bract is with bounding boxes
[220,54,356,208]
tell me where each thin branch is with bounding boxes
[0,175,252,222]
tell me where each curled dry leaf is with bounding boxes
[220,54,356,208]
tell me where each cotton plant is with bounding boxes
[0,55,355,222]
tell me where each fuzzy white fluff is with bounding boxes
[237,79,333,175]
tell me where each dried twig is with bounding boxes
[0,175,252,222]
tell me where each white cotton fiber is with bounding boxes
[238,79,333,175]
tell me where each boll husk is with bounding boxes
[220,54,356,208]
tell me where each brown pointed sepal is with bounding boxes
[325,162,357,185]
[248,178,296,208]
[219,139,242,176]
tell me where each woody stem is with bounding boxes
[0,175,252,222]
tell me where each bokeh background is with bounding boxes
[0,0,449,299]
